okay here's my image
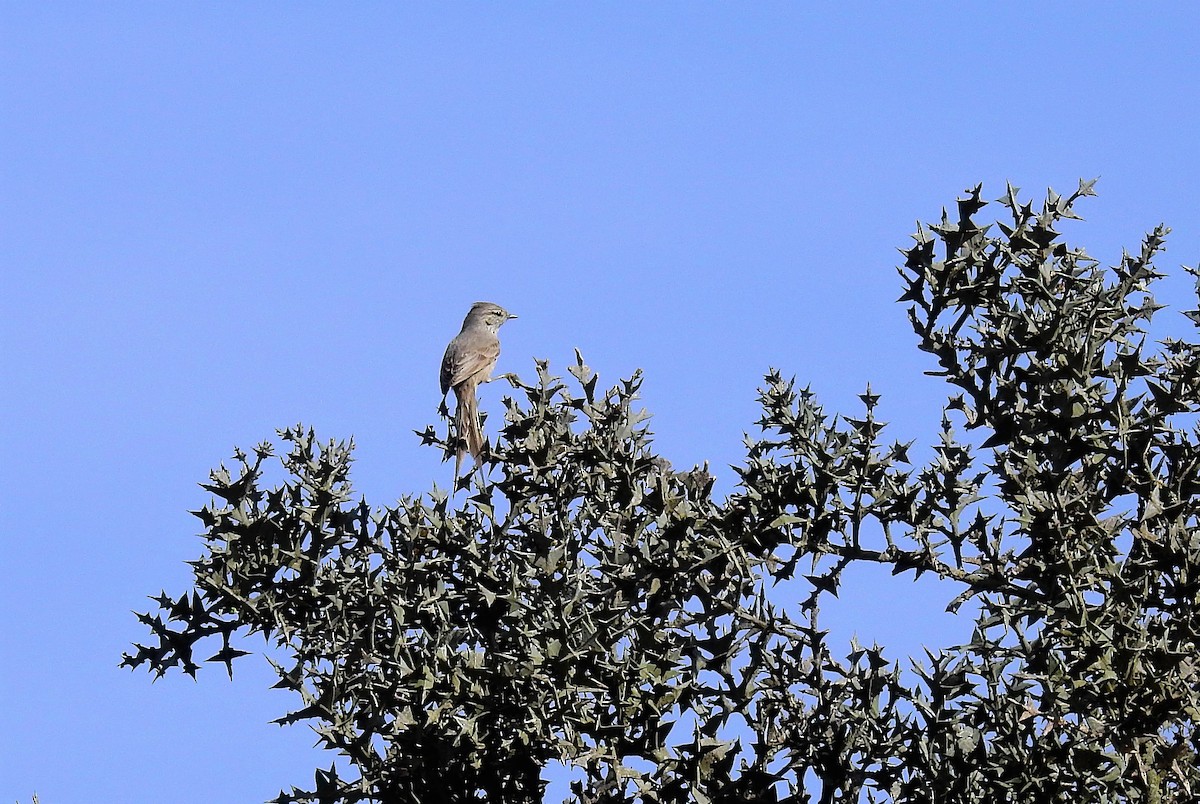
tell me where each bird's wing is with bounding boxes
[442,334,501,391]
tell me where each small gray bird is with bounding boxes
[440,301,517,478]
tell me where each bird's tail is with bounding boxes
[454,388,484,479]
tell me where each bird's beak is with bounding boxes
[507,312,518,320]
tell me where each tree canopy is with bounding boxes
[125,183,1200,803]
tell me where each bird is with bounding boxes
[440,301,517,479]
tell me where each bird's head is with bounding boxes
[465,301,517,331]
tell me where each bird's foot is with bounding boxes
[493,372,521,387]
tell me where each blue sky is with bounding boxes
[3,4,1199,802]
